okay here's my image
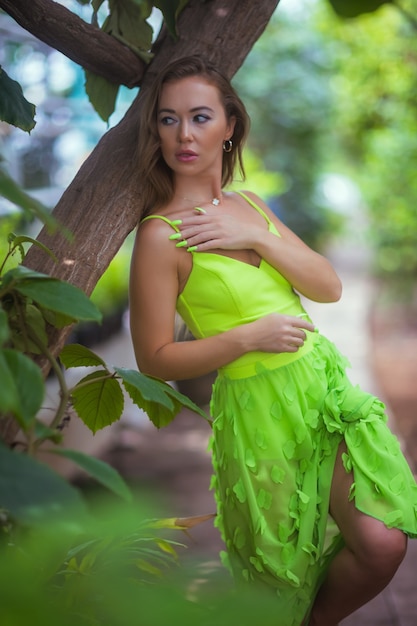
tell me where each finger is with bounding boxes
[291,330,307,343]
[290,317,315,332]
[284,344,299,353]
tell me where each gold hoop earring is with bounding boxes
[223,139,233,153]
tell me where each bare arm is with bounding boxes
[129,219,315,381]
[176,191,342,303]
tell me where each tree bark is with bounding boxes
[0,0,280,444]
[0,0,146,87]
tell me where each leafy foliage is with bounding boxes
[0,501,219,626]
[84,0,190,121]
[0,234,209,534]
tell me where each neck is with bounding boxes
[173,182,223,207]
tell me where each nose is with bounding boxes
[178,120,192,143]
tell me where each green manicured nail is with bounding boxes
[169,232,182,240]
[172,219,182,225]
[175,240,188,248]
[194,207,207,214]
[187,245,198,252]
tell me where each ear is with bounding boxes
[225,115,236,140]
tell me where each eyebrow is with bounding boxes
[158,106,214,114]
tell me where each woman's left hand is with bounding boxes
[175,209,258,252]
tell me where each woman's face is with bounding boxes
[157,76,235,179]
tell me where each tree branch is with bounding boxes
[0,0,146,87]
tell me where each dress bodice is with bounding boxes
[141,192,315,377]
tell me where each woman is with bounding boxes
[129,56,417,626]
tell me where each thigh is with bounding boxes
[329,441,407,562]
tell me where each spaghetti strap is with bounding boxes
[140,214,181,233]
[235,190,272,226]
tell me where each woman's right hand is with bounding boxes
[247,313,316,354]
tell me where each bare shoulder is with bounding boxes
[133,215,176,258]
[129,220,179,291]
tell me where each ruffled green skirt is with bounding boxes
[209,332,417,626]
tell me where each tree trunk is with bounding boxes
[0,0,280,444]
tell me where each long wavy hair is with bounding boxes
[137,56,250,217]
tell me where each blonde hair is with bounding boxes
[137,56,250,217]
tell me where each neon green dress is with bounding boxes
[142,192,417,625]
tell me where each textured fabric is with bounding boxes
[141,192,417,625]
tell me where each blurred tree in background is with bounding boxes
[234,5,336,248]
[315,0,417,301]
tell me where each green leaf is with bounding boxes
[0,441,87,525]
[11,234,59,263]
[0,349,44,429]
[25,303,48,348]
[72,370,124,433]
[49,448,132,501]
[14,277,102,323]
[105,0,153,53]
[0,169,58,230]
[0,66,36,132]
[327,0,392,18]
[92,0,107,13]
[84,70,119,123]
[0,350,20,416]
[60,343,106,369]
[2,264,49,286]
[115,367,209,428]
[154,0,190,39]
[0,306,10,345]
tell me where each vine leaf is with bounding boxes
[84,70,120,123]
[72,370,124,433]
[60,343,106,369]
[0,66,36,132]
[115,367,210,428]
[102,0,154,60]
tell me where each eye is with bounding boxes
[194,113,210,123]
[159,116,176,126]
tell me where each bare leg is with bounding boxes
[309,442,407,626]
